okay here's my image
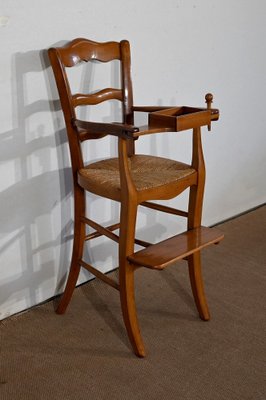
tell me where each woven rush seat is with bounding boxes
[78,155,196,199]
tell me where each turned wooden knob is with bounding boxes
[205,93,213,131]
[205,93,213,108]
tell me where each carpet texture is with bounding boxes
[1,206,266,399]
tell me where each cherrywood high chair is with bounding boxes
[48,38,224,357]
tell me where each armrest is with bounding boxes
[72,119,139,140]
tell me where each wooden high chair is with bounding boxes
[48,38,224,357]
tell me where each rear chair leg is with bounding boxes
[57,186,85,314]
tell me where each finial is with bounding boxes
[205,93,213,107]
[205,93,213,131]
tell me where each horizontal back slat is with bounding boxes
[73,88,123,107]
[58,38,121,67]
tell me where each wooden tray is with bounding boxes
[148,106,214,132]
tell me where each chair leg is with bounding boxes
[119,263,146,357]
[187,130,209,320]
[57,185,86,314]
[187,251,210,321]
[187,188,210,321]
[119,201,146,357]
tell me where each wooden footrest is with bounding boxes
[128,226,224,270]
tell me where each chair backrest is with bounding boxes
[48,38,134,168]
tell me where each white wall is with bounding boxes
[1,0,266,319]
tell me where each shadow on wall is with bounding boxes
[0,48,74,318]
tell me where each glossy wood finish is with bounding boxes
[128,226,224,269]
[149,107,212,132]
[205,93,214,131]
[56,184,85,315]
[48,38,223,357]
[141,201,188,218]
[58,39,121,66]
[186,126,210,319]
[79,259,119,291]
[72,88,123,107]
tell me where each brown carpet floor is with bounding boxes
[1,205,266,399]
